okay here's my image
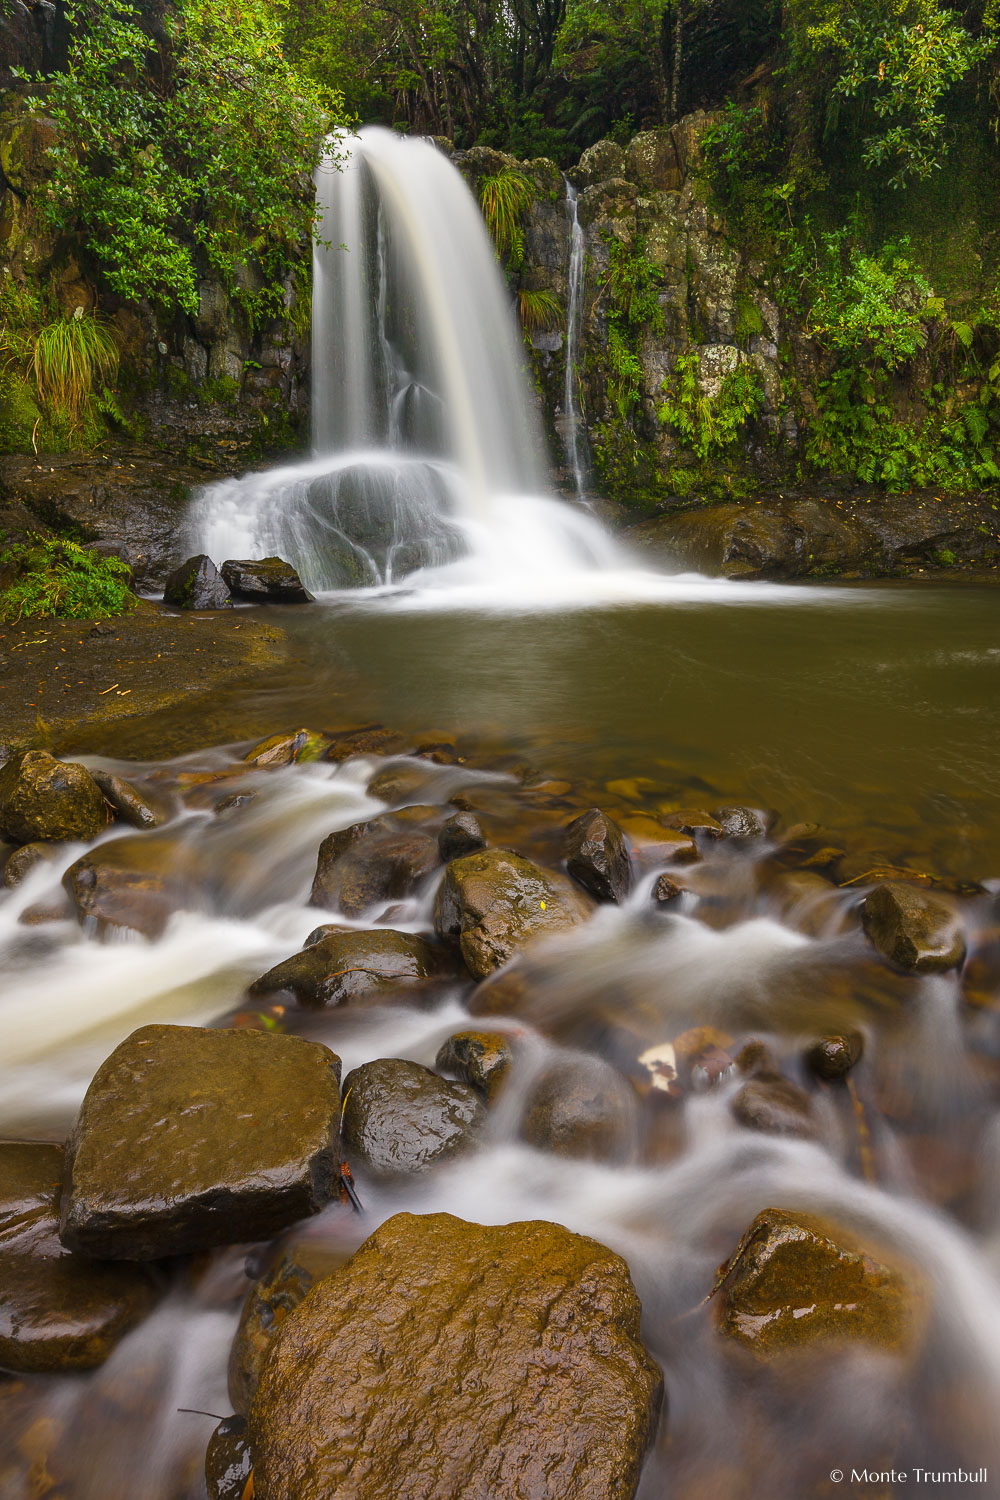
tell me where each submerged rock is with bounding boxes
[521,1055,639,1162]
[60,1024,343,1259]
[0,1141,157,1373]
[341,1058,485,1175]
[249,1211,663,1500]
[90,768,168,829]
[310,818,439,916]
[659,807,725,839]
[716,1207,921,1358]
[62,835,193,940]
[861,881,966,972]
[434,846,594,978]
[0,749,109,845]
[250,926,445,1009]
[714,805,769,839]
[221,557,314,603]
[730,1073,819,1139]
[435,1029,513,1101]
[565,807,633,903]
[229,1241,347,1415]
[437,810,487,862]
[162,554,232,610]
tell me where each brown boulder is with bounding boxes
[62,834,195,939]
[341,1058,485,1175]
[250,926,446,1009]
[862,881,966,972]
[0,749,109,845]
[249,1212,662,1500]
[435,1029,513,1101]
[310,817,439,916]
[565,807,632,903]
[521,1056,639,1162]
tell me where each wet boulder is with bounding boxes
[714,805,769,839]
[2,839,64,888]
[310,818,439,917]
[659,807,725,839]
[651,873,684,905]
[244,728,331,766]
[221,557,314,603]
[716,1207,922,1359]
[250,926,446,1010]
[205,1415,253,1500]
[434,846,594,979]
[435,1029,513,1102]
[249,1211,663,1500]
[367,760,440,804]
[62,834,195,940]
[90,768,168,829]
[565,807,632,903]
[0,749,109,845]
[806,1031,864,1081]
[60,1024,343,1260]
[861,881,966,973]
[341,1058,485,1175]
[229,1241,347,1415]
[730,1073,819,1139]
[521,1055,639,1163]
[0,1141,157,1373]
[437,809,487,862]
[162,554,232,610]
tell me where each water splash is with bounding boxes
[560,177,589,499]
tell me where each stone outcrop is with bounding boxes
[60,1024,343,1259]
[163,553,233,609]
[220,557,314,603]
[249,1212,663,1499]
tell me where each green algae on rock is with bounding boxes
[60,1024,343,1260]
[0,749,109,845]
[249,1212,663,1500]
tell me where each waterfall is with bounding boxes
[189,127,618,593]
[562,179,589,499]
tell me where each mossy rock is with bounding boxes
[0,749,109,845]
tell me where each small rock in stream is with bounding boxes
[0,749,110,845]
[250,926,446,1009]
[90,768,168,829]
[730,1073,819,1139]
[205,1415,253,1500]
[62,834,195,940]
[2,839,65,888]
[435,1029,513,1101]
[310,817,439,917]
[244,728,331,766]
[861,880,967,972]
[565,807,633,903]
[341,1058,485,1175]
[659,807,725,839]
[438,810,487,861]
[713,805,769,839]
[60,1024,343,1259]
[221,557,314,603]
[521,1055,639,1162]
[248,1212,663,1500]
[228,1241,347,1415]
[806,1030,865,1081]
[162,554,232,610]
[651,872,684,905]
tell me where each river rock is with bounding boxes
[716,1207,921,1358]
[652,873,684,905]
[521,1055,639,1162]
[162,554,232,609]
[0,749,109,845]
[323,723,407,761]
[60,1025,343,1259]
[435,1029,513,1101]
[90,768,168,829]
[0,1141,157,1372]
[367,760,439,803]
[434,847,594,978]
[565,807,632,903]
[730,1073,819,1139]
[806,1030,864,1081]
[2,839,64,888]
[248,1211,663,1500]
[310,818,439,916]
[861,881,967,972]
[341,1058,485,1175]
[62,835,193,939]
[244,728,331,766]
[659,807,725,838]
[250,927,445,1009]
[438,810,487,861]
[221,557,314,603]
[229,1241,346,1415]
[714,805,769,839]
[205,1415,253,1500]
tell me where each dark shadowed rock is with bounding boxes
[162,554,232,609]
[250,927,446,1009]
[205,1415,252,1500]
[716,1207,923,1359]
[434,846,594,978]
[90,768,168,829]
[221,557,313,603]
[0,1141,157,1373]
[229,1241,347,1415]
[731,1073,819,1139]
[0,750,109,845]
[309,819,374,906]
[60,1024,343,1259]
[249,1211,663,1500]
[806,1031,865,1081]
[310,817,439,916]
[652,873,684,905]
[438,810,487,862]
[341,1058,485,1175]
[565,807,632,903]
[521,1055,639,1162]
[862,881,966,972]
[435,1030,513,1101]
[2,839,64,888]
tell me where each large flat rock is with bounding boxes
[250,1211,663,1499]
[60,1025,343,1259]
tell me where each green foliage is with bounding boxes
[0,534,136,622]
[658,352,764,459]
[517,288,563,334]
[789,228,934,367]
[479,172,534,267]
[32,313,119,421]
[25,0,341,320]
[602,236,664,421]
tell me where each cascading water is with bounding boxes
[189,127,618,593]
[561,178,590,499]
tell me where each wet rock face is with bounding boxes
[716,1207,921,1358]
[2,839,63,888]
[162,553,232,609]
[249,1211,663,1500]
[435,1029,513,1101]
[89,769,168,830]
[0,1142,157,1373]
[62,835,190,940]
[310,818,440,917]
[250,926,445,1010]
[0,750,109,845]
[434,846,594,978]
[437,810,487,862]
[205,1415,253,1500]
[862,881,967,973]
[60,1024,343,1260]
[521,1056,639,1162]
[806,1031,864,1081]
[340,1058,485,1175]
[565,808,633,903]
[221,557,313,603]
[229,1242,346,1415]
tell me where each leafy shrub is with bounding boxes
[658,353,764,460]
[601,237,665,422]
[479,172,534,267]
[0,535,136,621]
[517,288,562,334]
[32,313,119,421]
